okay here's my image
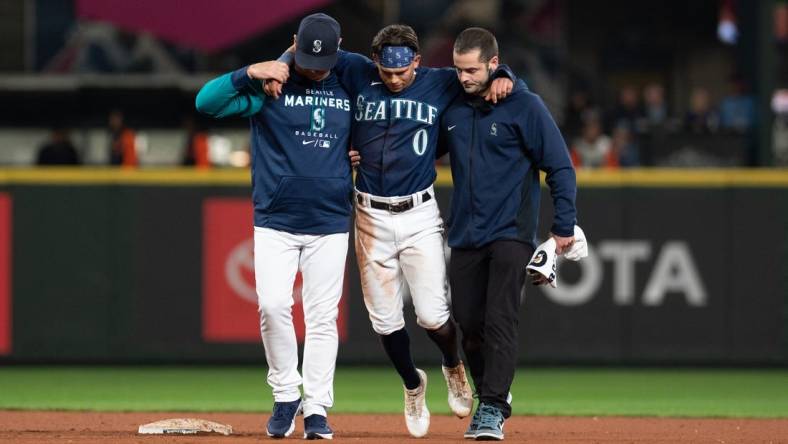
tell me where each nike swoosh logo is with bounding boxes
[303,140,315,145]
[371,81,383,86]
[448,125,456,131]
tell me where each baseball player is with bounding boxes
[439,28,577,440]
[196,13,352,440]
[269,23,515,438]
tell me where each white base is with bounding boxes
[138,418,232,435]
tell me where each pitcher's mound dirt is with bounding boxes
[1,411,786,443]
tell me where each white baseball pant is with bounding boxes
[354,185,451,335]
[254,226,348,418]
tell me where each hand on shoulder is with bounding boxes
[484,78,514,104]
[247,61,289,83]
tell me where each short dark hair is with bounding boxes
[371,24,420,57]
[454,27,498,63]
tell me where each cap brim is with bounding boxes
[295,51,338,71]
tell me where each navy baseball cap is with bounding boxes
[295,13,341,71]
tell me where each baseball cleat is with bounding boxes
[403,368,430,437]
[442,361,473,418]
[266,399,302,438]
[304,414,333,440]
[474,403,505,441]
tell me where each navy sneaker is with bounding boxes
[266,399,302,438]
[474,403,504,441]
[304,414,333,440]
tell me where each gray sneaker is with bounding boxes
[463,407,482,439]
[474,403,504,441]
[464,392,511,439]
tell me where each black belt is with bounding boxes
[357,192,431,213]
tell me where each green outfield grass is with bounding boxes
[0,367,786,418]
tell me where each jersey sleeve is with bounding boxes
[333,50,375,97]
[514,93,577,237]
[414,66,461,98]
[278,50,294,64]
[195,66,265,119]
[491,64,516,82]
[421,64,517,98]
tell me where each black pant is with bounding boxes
[449,240,532,418]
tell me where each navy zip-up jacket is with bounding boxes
[440,80,577,249]
[331,50,515,197]
[196,66,353,234]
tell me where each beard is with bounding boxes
[462,69,494,95]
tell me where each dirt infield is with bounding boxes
[1,411,787,443]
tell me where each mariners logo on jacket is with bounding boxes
[311,108,326,131]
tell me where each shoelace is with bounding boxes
[446,367,470,398]
[477,405,503,429]
[405,388,424,416]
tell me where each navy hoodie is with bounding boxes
[439,80,577,249]
[196,66,353,234]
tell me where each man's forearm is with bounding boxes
[546,166,577,237]
[195,68,262,118]
[278,50,294,65]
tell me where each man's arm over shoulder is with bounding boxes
[276,47,374,72]
[425,63,516,87]
[515,92,577,237]
[334,49,375,73]
[491,64,516,81]
[195,67,265,119]
[425,63,517,104]
[333,50,375,96]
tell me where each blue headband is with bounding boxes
[380,46,415,68]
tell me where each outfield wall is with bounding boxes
[0,168,786,364]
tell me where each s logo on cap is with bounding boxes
[312,40,322,53]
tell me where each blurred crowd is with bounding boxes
[13,0,785,169]
[34,110,215,168]
[561,79,756,169]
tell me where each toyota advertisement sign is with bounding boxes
[0,184,783,364]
